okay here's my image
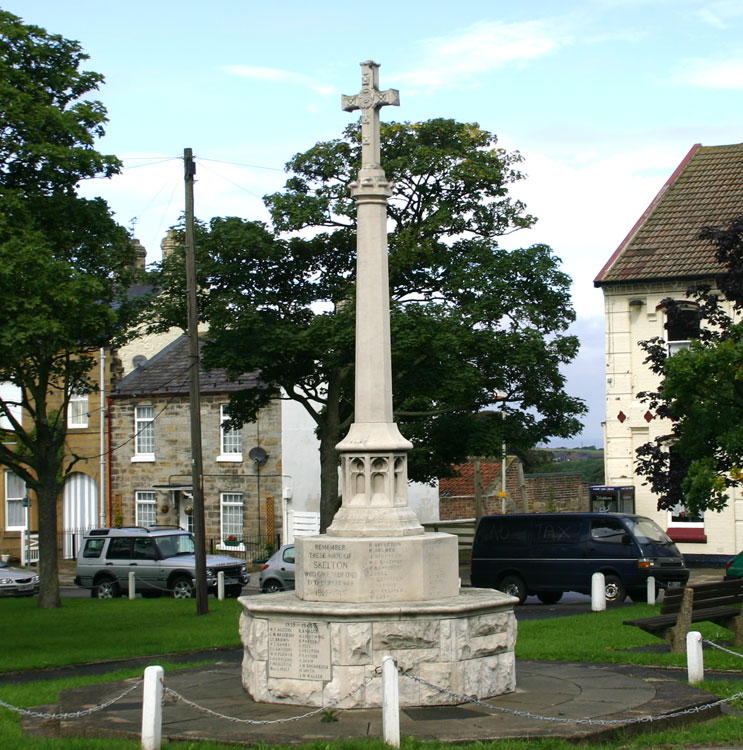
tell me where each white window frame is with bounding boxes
[132,405,155,462]
[667,502,705,529]
[5,472,26,531]
[664,303,700,357]
[135,491,157,527]
[218,492,244,551]
[218,404,243,462]
[68,392,89,428]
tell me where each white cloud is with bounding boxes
[696,1,743,29]
[393,19,570,89]
[675,57,743,89]
[221,65,335,96]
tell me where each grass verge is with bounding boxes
[1,597,743,748]
[0,597,242,673]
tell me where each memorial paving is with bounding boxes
[25,657,725,744]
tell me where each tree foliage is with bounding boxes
[155,119,585,530]
[0,10,147,607]
[636,216,743,516]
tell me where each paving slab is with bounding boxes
[21,659,725,745]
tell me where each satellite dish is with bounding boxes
[132,355,147,369]
[249,446,268,465]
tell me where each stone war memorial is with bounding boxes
[239,61,517,708]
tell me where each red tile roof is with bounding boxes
[595,143,743,286]
[439,461,503,497]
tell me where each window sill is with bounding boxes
[217,543,245,552]
[666,527,707,543]
[131,454,156,463]
[216,454,243,463]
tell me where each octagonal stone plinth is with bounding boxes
[239,587,517,708]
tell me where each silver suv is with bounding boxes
[74,526,249,599]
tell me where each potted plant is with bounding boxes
[160,504,170,514]
[224,534,239,546]
[184,506,193,516]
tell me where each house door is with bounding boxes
[63,473,98,558]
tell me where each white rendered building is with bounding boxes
[595,143,743,564]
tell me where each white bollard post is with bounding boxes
[381,655,400,748]
[129,571,136,600]
[591,572,606,612]
[141,665,164,750]
[687,630,704,684]
[647,576,656,604]
[217,570,225,601]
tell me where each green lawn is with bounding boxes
[0,597,242,672]
[1,597,743,749]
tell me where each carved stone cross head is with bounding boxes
[342,60,399,170]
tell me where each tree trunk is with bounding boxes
[318,378,343,533]
[36,470,61,609]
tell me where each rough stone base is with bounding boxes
[239,588,517,708]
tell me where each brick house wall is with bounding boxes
[439,459,589,521]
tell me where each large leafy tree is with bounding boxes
[155,119,585,531]
[0,11,146,607]
[636,217,743,516]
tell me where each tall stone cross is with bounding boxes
[329,61,423,538]
[341,61,399,172]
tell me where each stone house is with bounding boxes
[109,334,282,556]
[0,354,114,561]
[594,142,743,564]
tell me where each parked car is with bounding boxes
[74,526,249,599]
[260,544,295,593]
[0,559,39,597]
[725,551,743,579]
[471,512,689,604]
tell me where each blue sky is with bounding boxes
[6,0,743,447]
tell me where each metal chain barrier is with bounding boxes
[0,679,142,720]
[703,639,743,659]
[162,673,377,724]
[400,671,743,727]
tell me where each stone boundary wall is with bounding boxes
[523,472,590,513]
[439,469,589,520]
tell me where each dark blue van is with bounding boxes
[470,512,689,604]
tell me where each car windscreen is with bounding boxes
[156,534,195,558]
[624,517,681,555]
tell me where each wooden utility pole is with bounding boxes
[184,147,208,615]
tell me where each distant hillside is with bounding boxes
[527,447,604,484]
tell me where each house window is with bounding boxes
[133,406,155,461]
[220,492,244,543]
[135,491,157,526]
[664,448,706,542]
[68,392,89,428]
[218,405,242,461]
[664,302,700,356]
[5,472,26,530]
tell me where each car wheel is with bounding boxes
[93,576,120,599]
[498,574,527,603]
[604,575,626,603]
[536,591,563,604]
[225,585,243,598]
[171,576,195,599]
[262,579,283,594]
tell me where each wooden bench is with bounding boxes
[623,578,743,653]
